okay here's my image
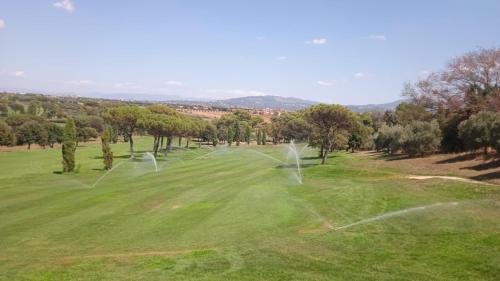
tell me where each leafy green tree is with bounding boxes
[8,102,25,114]
[305,104,356,164]
[234,121,241,146]
[261,129,267,145]
[0,103,9,117]
[458,111,497,154]
[439,113,467,152]
[244,124,251,144]
[101,127,113,170]
[401,120,442,157]
[62,118,77,172]
[374,124,404,154]
[103,106,148,158]
[491,116,500,152]
[77,127,98,144]
[17,121,48,149]
[256,129,262,145]
[44,123,64,148]
[232,109,252,122]
[0,121,15,146]
[27,101,42,115]
[227,126,234,146]
[395,102,432,125]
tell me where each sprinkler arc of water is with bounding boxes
[288,140,303,184]
[144,152,159,173]
[91,160,127,188]
[333,201,461,231]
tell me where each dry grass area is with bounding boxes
[356,151,500,185]
[182,109,272,122]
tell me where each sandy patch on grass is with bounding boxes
[407,175,493,185]
[171,204,181,210]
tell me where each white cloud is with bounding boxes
[419,70,430,76]
[11,71,25,77]
[306,38,327,45]
[275,56,287,61]
[65,80,94,85]
[368,34,387,41]
[165,80,183,86]
[354,72,374,78]
[317,80,334,86]
[53,0,75,13]
[0,19,5,29]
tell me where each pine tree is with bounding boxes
[62,118,77,172]
[101,127,113,170]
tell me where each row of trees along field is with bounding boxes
[0,47,498,169]
[267,47,500,161]
[0,96,271,171]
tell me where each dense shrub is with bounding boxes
[374,124,404,154]
[0,121,16,146]
[401,120,442,157]
[458,111,498,154]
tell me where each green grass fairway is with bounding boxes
[1,138,499,280]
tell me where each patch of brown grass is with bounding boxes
[355,151,500,185]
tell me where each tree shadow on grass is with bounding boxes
[374,153,409,161]
[275,163,318,169]
[94,154,130,160]
[470,171,500,182]
[53,171,63,175]
[435,153,479,164]
[460,159,500,171]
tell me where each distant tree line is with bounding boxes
[0,47,498,169]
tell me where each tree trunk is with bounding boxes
[153,136,160,158]
[321,138,331,165]
[28,143,31,150]
[152,136,158,151]
[167,136,173,151]
[129,134,134,158]
[178,137,182,147]
[484,146,488,155]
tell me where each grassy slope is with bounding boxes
[0,138,499,281]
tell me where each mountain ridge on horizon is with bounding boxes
[1,90,403,112]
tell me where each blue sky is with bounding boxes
[0,0,499,104]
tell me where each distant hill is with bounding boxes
[345,99,404,113]
[210,95,318,111]
[167,95,404,112]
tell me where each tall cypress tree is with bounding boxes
[62,118,77,172]
[234,121,241,146]
[261,130,267,145]
[244,125,251,145]
[101,127,113,170]
[227,126,234,146]
[256,129,262,145]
